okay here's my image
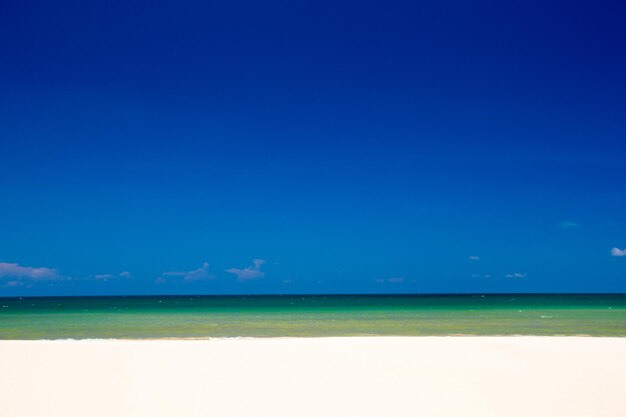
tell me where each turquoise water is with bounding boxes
[1,294,625,339]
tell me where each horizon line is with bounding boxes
[2,292,626,299]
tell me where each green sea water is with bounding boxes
[1,294,625,339]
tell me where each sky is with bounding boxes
[1,0,625,296]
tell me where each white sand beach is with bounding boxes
[1,337,625,417]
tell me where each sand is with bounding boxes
[1,337,625,417]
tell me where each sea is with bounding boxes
[1,294,625,339]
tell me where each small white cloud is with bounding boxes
[469,256,481,261]
[162,262,214,282]
[559,221,579,229]
[471,274,491,278]
[0,262,59,282]
[226,259,266,281]
[93,271,132,281]
[611,248,626,257]
[94,274,115,281]
[282,279,293,284]
[155,277,167,284]
[505,273,527,278]
[375,277,404,284]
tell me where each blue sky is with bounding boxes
[1,0,625,295]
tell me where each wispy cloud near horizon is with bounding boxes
[611,248,626,257]
[0,262,62,288]
[226,259,266,281]
[0,263,136,288]
[375,277,405,284]
[94,271,132,281]
[0,262,60,281]
[160,262,215,283]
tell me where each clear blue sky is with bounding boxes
[1,0,625,295]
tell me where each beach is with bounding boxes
[2,337,625,417]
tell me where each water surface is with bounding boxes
[1,294,625,339]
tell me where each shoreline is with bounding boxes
[2,336,626,416]
[3,333,626,341]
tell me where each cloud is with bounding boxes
[94,274,115,281]
[226,259,266,281]
[162,262,215,282]
[559,221,579,229]
[0,262,59,281]
[505,273,527,278]
[0,263,134,287]
[611,248,626,257]
[155,277,167,284]
[93,271,132,281]
[471,274,491,278]
[469,256,481,261]
[375,277,405,284]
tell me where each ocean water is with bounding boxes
[1,294,625,339]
